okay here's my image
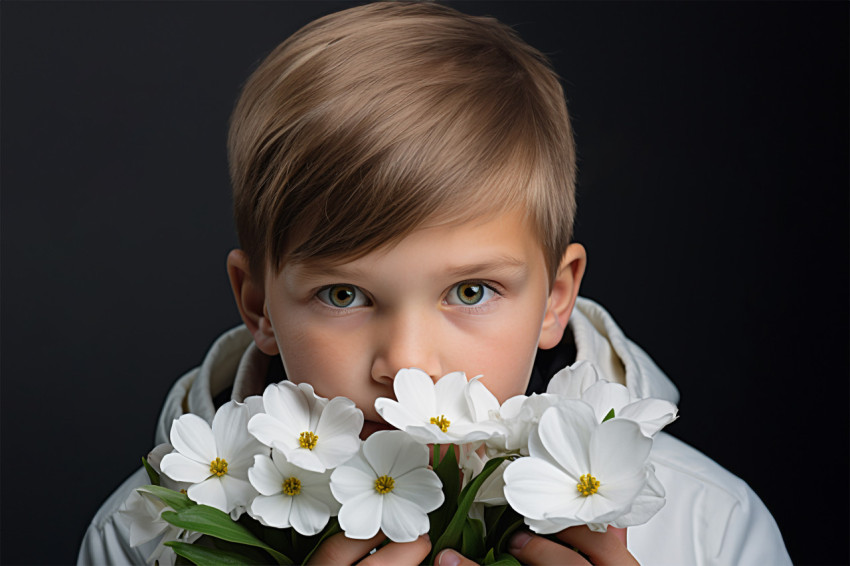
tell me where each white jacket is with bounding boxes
[77,297,791,565]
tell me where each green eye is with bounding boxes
[456,283,484,305]
[318,284,369,309]
[328,285,356,307]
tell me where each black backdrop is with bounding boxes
[2,2,847,564]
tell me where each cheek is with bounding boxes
[275,324,358,391]
[461,308,544,403]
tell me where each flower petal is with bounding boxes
[381,493,430,542]
[330,458,377,503]
[338,492,383,539]
[262,382,310,430]
[581,381,632,423]
[251,494,293,529]
[590,419,651,483]
[212,402,250,461]
[535,402,596,478]
[392,368,436,418]
[284,448,326,473]
[248,454,283,496]
[289,493,331,536]
[393,468,444,513]
[219,475,258,513]
[546,360,601,397]
[301,479,341,516]
[503,457,580,521]
[374,399,429,433]
[248,413,300,451]
[160,453,212,484]
[619,398,679,436]
[363,430,427,477]
[187,477,228,512]
[170,413,217,464]
[466,378,501,422]
[611,467,666,528]
[524,514,581,535]
[434,372,471,421]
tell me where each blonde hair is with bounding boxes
[228,1,576,283]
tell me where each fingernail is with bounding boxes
[509,530,533,552]
[438,549,461,566]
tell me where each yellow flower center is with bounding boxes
[430,415,451,432]
[299,431,319,450]
[282,477,302,496]
[577,473,600,496]
[374,475,395,494]
[209,457,228,477]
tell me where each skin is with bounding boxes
[228,210,637,564]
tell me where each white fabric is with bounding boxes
[77,297,791,565]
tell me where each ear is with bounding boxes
[538,243,587,350]
[226,249,279,355]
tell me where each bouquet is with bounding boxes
[121,361,678,565]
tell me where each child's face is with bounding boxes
[262,210,560,438]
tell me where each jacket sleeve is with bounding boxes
[77,468,150,566]
[713,483,792,566]
[630,433,792,565]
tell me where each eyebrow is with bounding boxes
[443,256,529,279]
[291,255,529,283]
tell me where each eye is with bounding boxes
[445,281,498,306]
[317,284,369,308]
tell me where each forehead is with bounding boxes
[283,209,546,283]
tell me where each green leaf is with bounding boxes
[161,507,292,565]
[483,505,508,549]
[140,485,195,512]
[460,517,485,559]
[430,456,506,562]
[483,547,497,565]
[142,457,160,486]
[495,517,525,555]
[165,541,258,565]
[428,444,460,544]
[210,538,273,564]
[602,408,616,422]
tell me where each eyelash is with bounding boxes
[314,280,504,312]
[444,280,503,310]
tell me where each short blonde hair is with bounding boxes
[228,1,576,283]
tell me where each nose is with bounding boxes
[370,309,442,385]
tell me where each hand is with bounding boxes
[435,526,637,566]
[306,531,431,565]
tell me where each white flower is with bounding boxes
[119,488,201,566]
[546,359,602,397]
[248,381,363,473]
[483,393,561,457]
[503,400,656,533]
[374,368,502,445]
[580,380,678,436]
[160,401,265,516]
[330,430,444,542]
[248,449,340,535]
[120,445,200,566]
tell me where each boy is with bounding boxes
[79,2,791,564]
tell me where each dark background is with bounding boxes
[2,2,847,564]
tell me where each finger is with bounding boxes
[555,525,638,566]
[306,531,385,565]
[360,534,432,566]
[610,526,627,546]
[508,530,589,566]
[435,548,479,566]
